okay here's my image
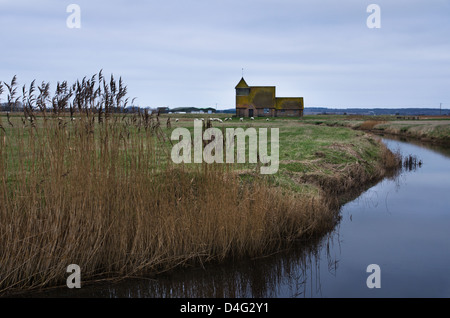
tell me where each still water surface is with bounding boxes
[25,137,450,298]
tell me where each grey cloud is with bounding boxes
[0,0,449,108]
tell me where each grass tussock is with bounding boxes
[358,120,386,130]
[294,138,402,199]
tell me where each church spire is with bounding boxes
[235,77,249,89]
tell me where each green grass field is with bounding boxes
[164,114,398,194]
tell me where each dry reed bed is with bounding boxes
[0,117,334,294]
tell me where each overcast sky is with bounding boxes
[1,0,449,109]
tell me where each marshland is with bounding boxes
[62,135,449,298]
[302,115,450,146]
[1,73,439,297]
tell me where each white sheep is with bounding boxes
[175,119,179,122]
[266,118,269,121]
[250,117,254,120]
[240,118,244,122]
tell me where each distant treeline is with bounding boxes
[4,103,447,116]
[304,107,450,116]
[198,107,450,116]
[0,102,226,115]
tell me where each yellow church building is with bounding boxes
[235,77,304,117]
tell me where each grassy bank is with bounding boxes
[302,114,450,145]
[169,115,401,201]
[362,120,450,145]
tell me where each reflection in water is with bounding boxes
[21,233,340,298]
[379,133,450,158]
[107,241,327,298]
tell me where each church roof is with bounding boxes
[235,77,249,89]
